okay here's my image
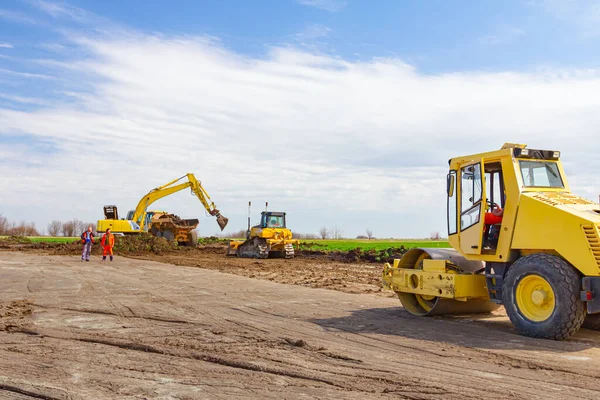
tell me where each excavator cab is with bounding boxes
[126,210,161,232]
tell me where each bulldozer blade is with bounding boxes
[216,215,229,231]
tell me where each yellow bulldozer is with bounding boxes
[227,202,299,258]
[97,173,228,245]
[383,143,600,340]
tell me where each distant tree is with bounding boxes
[61,221,76,237]
[331,226,343,240]
[293,233,317,240]
[0,215,39,236]
[366,228,373,239]
[0,214,8,235]
[73,219,87,235]
[10,221,39,236]
[47,220,63,237]
[319,227,329,239]
[356,235,368,239]
[430,231,441,240]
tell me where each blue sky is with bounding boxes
[1,0,600,237]
[3,0,600,76]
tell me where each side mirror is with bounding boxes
[446,174,455,197]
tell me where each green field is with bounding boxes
[300,239,450,251]
[2,236,450,251]
[0,236,78,243]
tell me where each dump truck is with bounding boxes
[97,173,228,245]
[227,202,299,258]
[383,143,600,340]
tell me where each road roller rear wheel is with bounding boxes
[502,253,585,340]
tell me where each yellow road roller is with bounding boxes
[383,143,600,340]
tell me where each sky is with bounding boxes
[1,0,600,238]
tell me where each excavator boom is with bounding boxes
[129,173,228,231]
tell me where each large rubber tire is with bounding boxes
[162,230,175,242]
[186,230,198,247]
[502,253,585,340]
[582,313,600,330]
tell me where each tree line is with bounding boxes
[215,226,377,240]
[46,219,96,237]
[0,214,39,236]
[0,214,95,237]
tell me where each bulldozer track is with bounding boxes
[237,238,269,259]
[284,243,295,259]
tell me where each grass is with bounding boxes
[300,239,450,251]
[0,236,78,243]
[1,236,451,251]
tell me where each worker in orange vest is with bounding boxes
[101,228,115,262]
[80,226,95,262]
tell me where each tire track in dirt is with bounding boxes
[220,304,600,399]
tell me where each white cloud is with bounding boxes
[30,0,86,21]
[0,9,37,24]
[0,68,54,80]
[297,0,346,12]
[0,43,13,49]
[2,33,600,237]
[479,26,525,46]
[296,24,331,41]
[530,0,600,37]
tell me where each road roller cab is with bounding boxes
[383,143,600,340]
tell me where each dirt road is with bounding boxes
[1,252,600,399]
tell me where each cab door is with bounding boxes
[459,160,487,255]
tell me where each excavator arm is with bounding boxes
[131,173,228,231]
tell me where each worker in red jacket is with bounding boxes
[485,204,504,225]
[101,228,115,262]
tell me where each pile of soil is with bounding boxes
[0,234,178,255]
[197,236,230,246]
[0,235,410,264]
[328,246,410,264]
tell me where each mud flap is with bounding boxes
[581,277,600,314]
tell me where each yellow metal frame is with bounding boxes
[383,259,490,301]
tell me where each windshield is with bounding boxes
[519,160,564,188]
[266,215,284,228]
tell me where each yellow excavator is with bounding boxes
[227,202,299,258]
[383,143,600,340]
[97,173,228,245]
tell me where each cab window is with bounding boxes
[447,171,457,235]
[460,163,482,230]
[266,216,284,228]
[519,161,564,188]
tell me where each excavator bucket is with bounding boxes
[216,214,229,231]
